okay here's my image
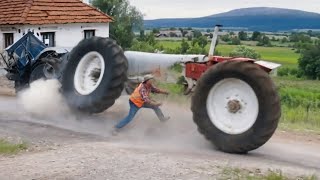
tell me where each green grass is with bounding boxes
[158,40,181,49]
[214,45,299,66]
[272,77,320,132]
[0,139,27,155]
[220,167,318,180]
[279,106,320,132]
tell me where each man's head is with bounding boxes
[143,74,154,86]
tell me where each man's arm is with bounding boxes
[140,85,161,106]
[151,85,169,95]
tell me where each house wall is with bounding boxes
[0,23,109,50]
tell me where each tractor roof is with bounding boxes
[0,0,113,25]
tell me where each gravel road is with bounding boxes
[0,93,319,179]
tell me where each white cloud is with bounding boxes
[129,0,320,19]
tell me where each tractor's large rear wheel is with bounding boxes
[191,61,281,153]
[61,37,128,114]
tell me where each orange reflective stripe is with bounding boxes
[129,83,144,107]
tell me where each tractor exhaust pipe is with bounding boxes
[208,25,223,56]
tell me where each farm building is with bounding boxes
[0,0,112,50]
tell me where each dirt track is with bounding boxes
[0,94,319,179]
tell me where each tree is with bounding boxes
[138,29,145,41]
[294,42,314,53]
[92,0,143,49]
[152,28,160,34]
[180,39,190,54]
[187,43,203,54]
[179,28,188,37]
[145,32,157,46]
[229,45,261,59]
[251,31,261,41]
[298,43,320,79]
[257,35,272,47]
[197,36,208,49]
[238,31,248,41]
[281,37,288,43]
[289,33,312,43]
[193,30,202,38]
[182,31,188,37]
[129,39,155,52]
[220,34,231,42]
[191,38,198,47]
[230,37,241,45]
[129,32,158,52]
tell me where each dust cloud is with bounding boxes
[13,79,212,152]
[17,79,72,118]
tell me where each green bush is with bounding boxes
[170,63,183,73]
[277,67,301,78]
[229,45,261,59]
[298,43,320,80]
[277,67,290,77]
[176,76,186,85]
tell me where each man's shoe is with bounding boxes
[111,128,120,136]
[161,116,170,122]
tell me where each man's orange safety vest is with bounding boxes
[130,83,149,108]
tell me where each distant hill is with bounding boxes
[144,7,320,31]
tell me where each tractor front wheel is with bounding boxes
[191,61,281,153]
[61,37,128,114]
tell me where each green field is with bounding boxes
[216,45,299,65]
[158,41,300,66]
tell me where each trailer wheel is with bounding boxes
[14,63,48,93]
[29,63,47,83]
[191,61,281,153]
[61,37,128,114]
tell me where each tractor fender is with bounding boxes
[229,58,281,73]
[35,47,71,61]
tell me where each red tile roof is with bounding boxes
[0,0,113,25]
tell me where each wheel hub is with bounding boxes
[73,51,105,95]
[227,99,242,113]
[206,78,259,135]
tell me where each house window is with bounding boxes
[41,32,55,47]
[4,33,14,48]
[84,30,95,39]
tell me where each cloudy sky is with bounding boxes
[129,0,320,19]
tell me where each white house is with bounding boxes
[0,0,112,50]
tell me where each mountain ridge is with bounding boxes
[144,7,320,31]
